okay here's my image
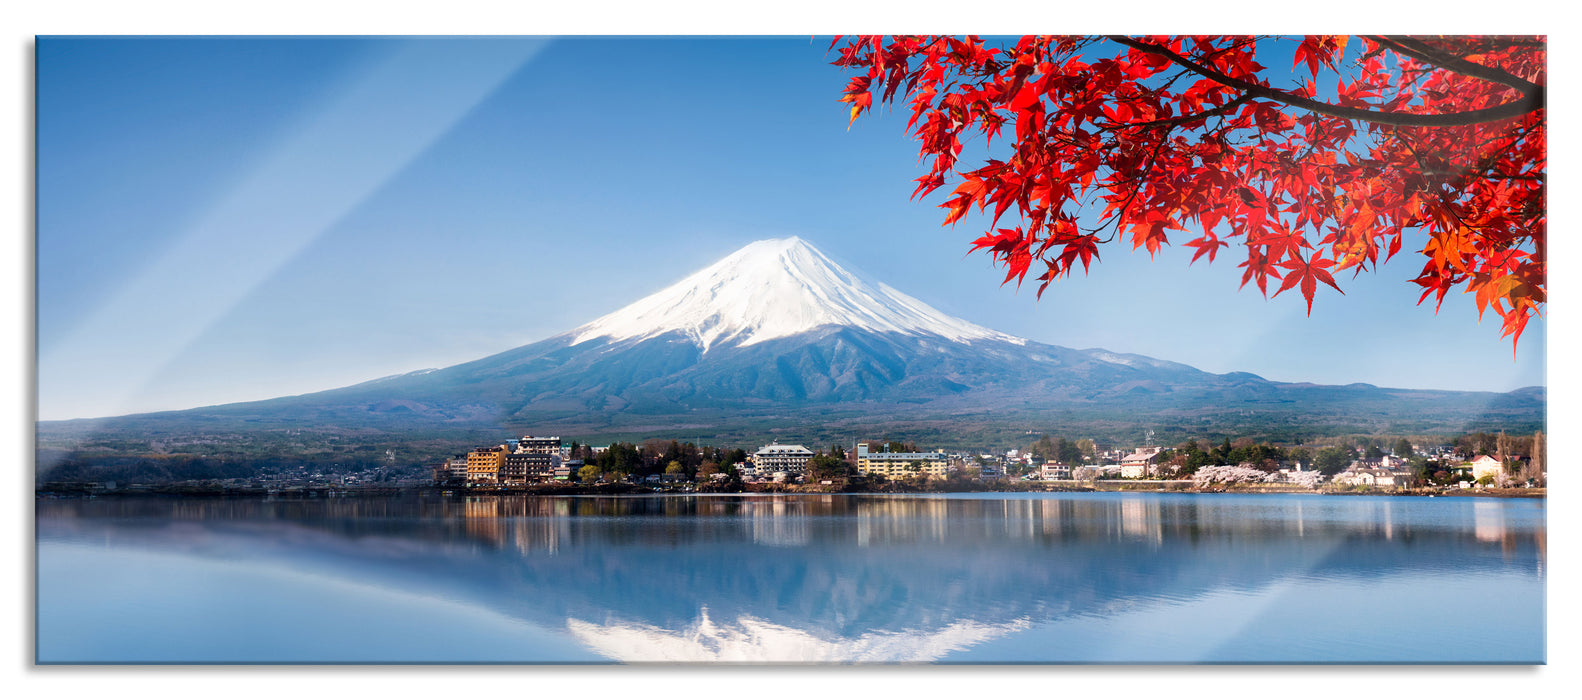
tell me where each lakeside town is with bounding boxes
[430,432,1547,492]
[42,428,1543,498]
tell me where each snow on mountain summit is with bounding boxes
[569,237,1026,351]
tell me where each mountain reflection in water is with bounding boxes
[36,493,1545,663]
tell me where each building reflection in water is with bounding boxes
[1471,498,1545,566]
[1120,498,1160,543]
[39,493,1545,558]
[462,495,570,554]
[1383,500,1394,540]
[1474,499,1504,543]
[37,492,1547,663]
[748,498,808,547]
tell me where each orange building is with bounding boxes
[466,445,509,485]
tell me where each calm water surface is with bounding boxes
[36,492,1544,664]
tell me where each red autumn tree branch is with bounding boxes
[833,34,1546,349]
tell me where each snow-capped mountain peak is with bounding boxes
[569,237,1025,352]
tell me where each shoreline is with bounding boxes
[33,483,1546,500]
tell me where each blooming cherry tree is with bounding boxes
[1193,464,1277,486]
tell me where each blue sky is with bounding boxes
[37,36,1546,420]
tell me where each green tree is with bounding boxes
[1056,438,1084,466]
[1456,432,1499,459]
[807,454,849,481]
[1313,446,1355,476]
[598,442,643,477]
[1172,440,1209,474]
[1409,456,1434,483]
[1029,435,1056,461]
[1288,446,1312,467]
[1393,438,1415,458]
[1206,438,1233,466]
[578,463,601,483]
[665,460,685,475]
[1259,443,1287,465]
[1230,442,1285,471]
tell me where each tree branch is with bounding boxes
[1368,35,1542,94]
[1106,36,1544,127]
[1101,93,1255,131]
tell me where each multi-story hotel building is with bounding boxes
[854,442,949,479]
[500,452,559,485]
[751,443,814,475]
[431,454,470,485]
[466,445,510,485]
[517,435,563,455]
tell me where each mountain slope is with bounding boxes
[37,237,1545,458]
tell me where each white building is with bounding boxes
[1333,467,1412,489]
[1073,464,1120,480]
[1039,463,1072,480]
[752,443,814,475]
[517,435,562,454]
[1379,454,1409,470]
[446,455,468,481]
[1119,447,1164,478]
[1470,455,1504,481]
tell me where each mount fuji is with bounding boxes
[568,237,1026,352]
[38,237,1543,456]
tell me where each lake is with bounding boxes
[35,492,1544,664]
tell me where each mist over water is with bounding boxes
[36,493,1544,664]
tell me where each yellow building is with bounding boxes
[466,445,509,485]
[854,442,949,479]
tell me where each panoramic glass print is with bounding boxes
[36,35,1544,664]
